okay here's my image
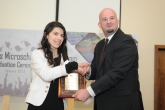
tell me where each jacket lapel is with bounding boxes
[97,28,121,72]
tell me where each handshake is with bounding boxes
[74,62,90,76]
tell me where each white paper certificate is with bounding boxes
[65,73,78,90]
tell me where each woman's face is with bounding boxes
[47,27,64,49]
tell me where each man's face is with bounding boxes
[98,8,119,37]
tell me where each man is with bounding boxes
[72,8,144,110]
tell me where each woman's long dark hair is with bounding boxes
[39,21,68,65]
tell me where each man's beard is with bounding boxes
[107,29,114,33]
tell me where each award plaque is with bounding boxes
[58,73,86,98]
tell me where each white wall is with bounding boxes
[0,0,56,109]
[0,0,56,30]
[58,0,121,33]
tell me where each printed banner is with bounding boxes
[0,28,103,95]
[0,28,138,96]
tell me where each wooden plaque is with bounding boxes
[58,73,86,98]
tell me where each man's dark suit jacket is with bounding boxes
[89,28,144,110]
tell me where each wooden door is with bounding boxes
[154,45,165,110]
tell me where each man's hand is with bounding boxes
[72,89,90,102]
[75,62,90,76]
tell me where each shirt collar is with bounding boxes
[105,28,118,43]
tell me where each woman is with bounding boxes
[25,21,84,110]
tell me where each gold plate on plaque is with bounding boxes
[58,73,86,98]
